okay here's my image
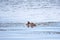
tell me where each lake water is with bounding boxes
[0,23,60,40]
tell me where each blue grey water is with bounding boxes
[0,0,60,40]
[0,23,60,40]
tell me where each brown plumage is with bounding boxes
[26,21,36,28]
